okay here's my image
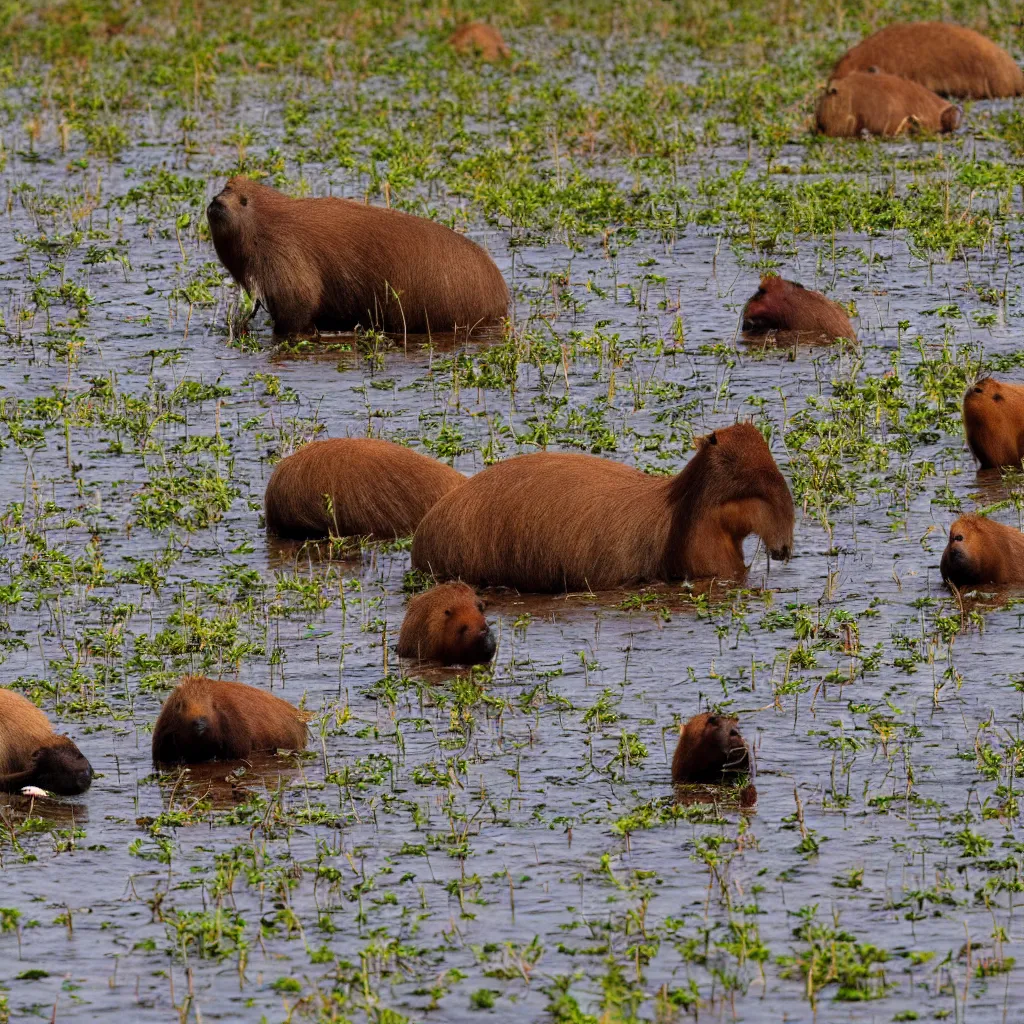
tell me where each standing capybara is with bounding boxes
[397,582,497,665]
[815,70,960,137]
[962,378,1024,470]
[448,22,510,61]
[672,713,751,784]
[411,423,794,592]
[742,276,856,342]
[265,437,465,540]
[832,23,1024,99]
[0,691,93,795]
[207,177,509,336]
[152,677,309,764]
[940,515,1024,588]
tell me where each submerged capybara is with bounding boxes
[832,23,1024,99]
[742,276,856,341]
[265,437,465,540]
[962,377,1024,470]
[940,515,1024,588]
[207,177,509,336]
[0,691,93,795]
[411,423,794,592]
[672,713,751,784]
[815,70,960,137]
[449,22,510,61]
[152,677,309,764]
[397,582,496,665]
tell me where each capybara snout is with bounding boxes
[31,740,94,796]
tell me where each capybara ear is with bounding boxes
[827,84,838,95]
[706,715,720,727]
[941,106,962,132]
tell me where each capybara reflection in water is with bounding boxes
[0,691,93,795]
[397,582,497,665]
[152,677,309,764]
[962,378,1024,470]
[672,713,751,784]
[265,437,464,540]
[207,177,509,336]
[449,22,510,61]
[742,276,856,342]
[816,70,960,137]
[940,515,1024,588]
[832,23,1024,99]
[411,423,794,592]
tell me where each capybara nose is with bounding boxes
[77,769,93,791]
[193,716,209,736]
[770,543,792,562]
[206,196,225,220]
[478,629,497,660]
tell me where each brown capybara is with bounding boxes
[832,23,1024,99]
[962,377,1024,470]
[265,437,465,540]
[0,691,93,795]
[449,22,510,61]
[742,276,856,341]
[940,515,1024,588]
[397,582,497,665]
[815,70,960,137]
[672,713,751,784]
[152,676,309,764]
[411,423,794,592]
[207,177,509,336]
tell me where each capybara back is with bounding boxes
[962,378,1024,470]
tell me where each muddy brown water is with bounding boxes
[1,66,1024,1024]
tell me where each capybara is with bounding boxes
[152,676,309,764]
[207,176,509,336]
[411,423,794,592]
[962,377,1024,470]
[265,437,465,540]
[397,582,497,665]
[672,713,751,784]
[0,691,93,795]
[940,515,1024,588]
[742,275,856,341]
[449,22,510,61]
[832,23,1024,99]
[815,70,960,137]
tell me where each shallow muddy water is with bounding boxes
[2,6,1024,1022]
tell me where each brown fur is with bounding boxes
[152,676,309,764]
[449,22,510,61]
[207,177,509,336]
[672,713,751,784]
[397,582,496,665]
[962,377,1024,470]
[832,23,1024,99]
[411,423,794,592]
[816,70,960,137]
[742,276,856,341]
[0,691,93,795]
[940,514,1024,587]
[265,437,465,540]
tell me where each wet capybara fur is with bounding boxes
[449,22,510,61]
[832,23,1024,99]
[742,276,856,341]
[0,690,93,795]
[962,377,1024,470]
[207,177,509,336]
[940,515,1024,588]
[397,582,497,665]
[265,437,465,540]
[816,70,960,137]
[152,676,309,764]
[672,713,751,784]
[411,423,794,592]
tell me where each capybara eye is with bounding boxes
[954,534,964,543]
[973,387,984,394]
[240,195,248,206]
[867,65,879,73]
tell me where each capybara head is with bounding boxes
[962,377,1024,470]
[672,713,751,784]
[153,684,224,763]
[669,423,794,577]
[30,737,93,795]
[449,22,510,61]
[940,514,1024,588]
[398,582,496,665]
[206,177,269,284]
[742,275,855,341]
